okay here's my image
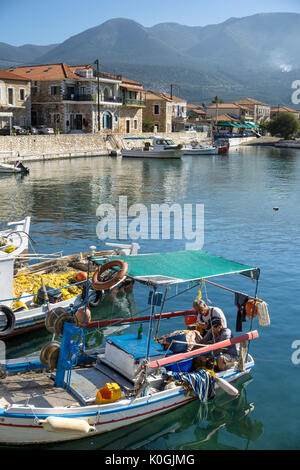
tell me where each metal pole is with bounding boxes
[94,59,101,133]
[146,287,157,361]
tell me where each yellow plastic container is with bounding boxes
[5,245,17,253]
[94,383,122,405]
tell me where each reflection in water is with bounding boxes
[0,147,299,449]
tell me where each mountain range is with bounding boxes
[1,13,300,106]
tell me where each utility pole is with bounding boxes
[94,59,101,133]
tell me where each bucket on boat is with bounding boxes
[95,383,122,405]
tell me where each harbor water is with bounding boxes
[0,145,300,450]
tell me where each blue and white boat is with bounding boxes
[0,249,269,446]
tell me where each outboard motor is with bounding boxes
[15,161,30,174]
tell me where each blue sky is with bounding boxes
[1,0,300,46]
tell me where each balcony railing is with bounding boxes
[102,96,123,104]
[123,99,146,107]
[63,94,94,102]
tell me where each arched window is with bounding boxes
[103,111,113,130]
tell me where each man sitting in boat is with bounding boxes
[201,318,238,371]
[192,299,227,334]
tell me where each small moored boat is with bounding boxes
[122,136,183,159]
[0,242,140,339]
[0,161,29,174]
[183,145,218,156]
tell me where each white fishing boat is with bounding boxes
[0,249,270,446]
[0,242,140,339]
[0,217,31,258]
[122,136,183,159]
[183,145,218,156]
[0,162,29,174]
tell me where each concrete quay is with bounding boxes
[0,132,257,164]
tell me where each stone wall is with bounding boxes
[0,131,234,163]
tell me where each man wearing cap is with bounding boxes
[202,318,238,370]
[193,299,227,335]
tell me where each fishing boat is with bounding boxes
[0,161,29,174]
[0,217,31,259]
[121,136,183,159]
[183,145,218,156]
[215,138,230,154]
[0,249,270,446]
[0,242,140,339]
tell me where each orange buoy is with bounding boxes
[77,272,87,282]
[75,306,91,326]
[245,299,259,320]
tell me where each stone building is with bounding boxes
[118,78,145,134]
[144,91,187,132]
[205,103,244,121]
[270,106,300,121]
[5,63,124,134]
[233,98,271,123]
[0,70,31,130]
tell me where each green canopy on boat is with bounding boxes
[91,250,260,286]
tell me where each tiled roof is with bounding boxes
[187,103,203,109]
[190,109,206,115]
[234,98,270,107]
[271,106,299,114]
[145,90,186,102]
[122,77,143,86]
[207,103,240,109]
[5,63,81,80]
[0,70,30,82]
[159,92,186,102]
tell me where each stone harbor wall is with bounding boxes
[0,132,256,163]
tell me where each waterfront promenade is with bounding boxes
[0,132,258,163]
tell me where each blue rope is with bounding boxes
[0,279,88,304]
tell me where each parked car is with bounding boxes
[35,125,55,135]
[25,126,39,135]
[0,125,26,135]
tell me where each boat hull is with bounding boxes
[0,165,21,174]
[121,149,183,159]
[0,363,253,445]
[183,147,218,155]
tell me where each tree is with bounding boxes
[267,112,300,139]
[212,96,224,104]
[142,119,154,132]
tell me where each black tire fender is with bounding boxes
[81,284,103,308]
[0,305,16,337]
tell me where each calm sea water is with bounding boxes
[0,145,300,450]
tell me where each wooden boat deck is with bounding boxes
[0,372,80,408]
